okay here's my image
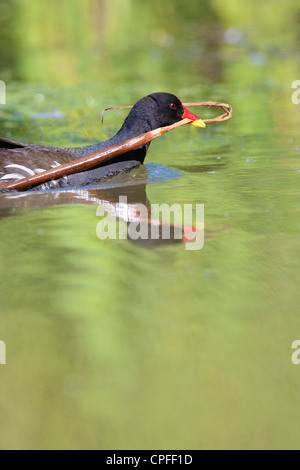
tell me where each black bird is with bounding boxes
[0,92,205,190]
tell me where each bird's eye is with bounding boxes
[170,103,177,110]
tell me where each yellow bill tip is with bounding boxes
[189,119,206,128]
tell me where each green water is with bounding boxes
[1,0,300,450]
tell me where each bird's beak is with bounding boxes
[182,106,206,128]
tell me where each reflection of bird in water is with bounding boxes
[0,179,231,248]
[0,92,204,191]
[0,167,206,248]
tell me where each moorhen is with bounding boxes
[0,92,205,190]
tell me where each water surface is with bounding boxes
[0,0,300,450]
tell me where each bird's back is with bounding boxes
[0,138,78,183]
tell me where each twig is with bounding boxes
[0,119,191,192]
[1,101,232,193]
[102,101,232,124]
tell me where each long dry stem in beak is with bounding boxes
[1,102,232,193]
[102,101,233,124]
[0,119,191,192]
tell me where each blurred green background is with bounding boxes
[1,0,300,450]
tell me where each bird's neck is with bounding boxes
[72,123,151,163]
[71,109,155,160]
[115,114,155,141]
